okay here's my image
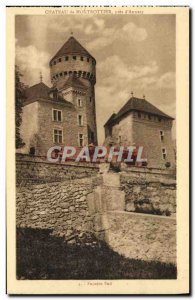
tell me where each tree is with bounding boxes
[15,66,25,148]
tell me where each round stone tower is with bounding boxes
[49,35,97,145]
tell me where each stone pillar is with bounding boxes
[86,172,125,240]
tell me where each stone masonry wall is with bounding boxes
[16,157,176,264]
[106,211,176,264]
[120,170,176,216]
[16,154,99,185]
[16,176,102,240]
[86,172,176,264]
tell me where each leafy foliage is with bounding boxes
[15,66,26,148]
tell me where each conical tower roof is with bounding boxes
[50,36,95,63]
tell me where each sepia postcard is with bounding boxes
[6,6,189,295]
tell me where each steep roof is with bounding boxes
[104,113,117,127]
[104,96,174,126]
[117,97,174,120]
[24,82,73,107]
[50,36,95,62]
[25,82,50,100]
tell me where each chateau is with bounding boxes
[21,35,97,156]
[104,95,175,168]
[20,35,175,169]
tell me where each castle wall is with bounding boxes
[36,100,79,155]
[106,111,175,168]
[109,114,133,145]
[131,113,175,168]
[62,82,97,145]
[20,102,39,153]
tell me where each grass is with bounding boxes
[16,227,177,280]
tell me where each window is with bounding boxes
[91,131,94,143]
[138,112,141,118]
[158,117,162,122]
[160,130,164,142]
[90,96,92,103]
[60,72,63,77]
[81,56,84,61]
[65,56,69,61]
[162,148,167,159]
[87,58,90,62]
[54,129,63,144]
[78,115,83,126]
[148,114,151,120]
[73,56,76,60]
[53,109,62,122]
[79,134,84,147]
[58,58,61,62]
[78,99,82,107]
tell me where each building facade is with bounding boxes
[104,96,175,169]
[20,36,98,156]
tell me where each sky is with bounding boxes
[15,14,176,144]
